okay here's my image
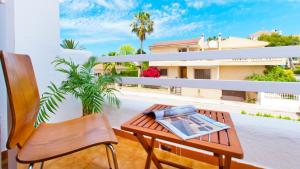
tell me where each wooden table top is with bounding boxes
[121,104,244,159]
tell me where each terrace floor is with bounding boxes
[102,91,300,169]
[18,136,217,169]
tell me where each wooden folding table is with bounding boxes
[121,104,243,169]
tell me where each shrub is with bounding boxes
[241,110,247,114]
[120,70,138,77]
[256,112,263,116]
[297,118,300,121]
[142,67,160,77]
[281,116,292,120]
[245,98,256,104]
[246,66,297,82]
[294,69,300,75]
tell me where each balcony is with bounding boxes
[1,1,300,169]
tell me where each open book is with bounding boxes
[145,105,230,140]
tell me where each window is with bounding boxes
[178,48,187,52]
[160,69,168,76]
[194,69,211,79]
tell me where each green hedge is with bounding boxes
[119,70,138,77]
[294,68,300,74]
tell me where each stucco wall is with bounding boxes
[163,65,265,100]
[150,46,179,53]
[0,0,91,151]
[219,65,265,80]
[0,0,15,152]
[165,66,179,78]
[182,66,222,99]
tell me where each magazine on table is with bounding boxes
[144,105,230,140]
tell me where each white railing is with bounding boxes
[97,46,300,95]
[230,58,283,62]
[263,93,300,100]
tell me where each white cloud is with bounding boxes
[61,16,131,35]
[60,1,207,45]
[96,0,136,10]
[145,3,204,38]
[185,0,228,9]
[60,0,94,14]
[78,37,123,44]
[143,3,152,10]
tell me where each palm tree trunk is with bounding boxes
[82,104,89,116]
[140,40,143,54]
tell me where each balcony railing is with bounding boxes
[97,46,300,95]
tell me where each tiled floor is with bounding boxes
[18,136,217,169]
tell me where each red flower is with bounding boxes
[142,67,160,78]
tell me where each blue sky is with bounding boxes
[60,0,300,55]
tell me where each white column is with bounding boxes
[1,0,85,154]
[218,33,222,50]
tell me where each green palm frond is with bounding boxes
[131,11,154,53]
[36,56,120,126]
[60,39,85,50]
[35,82,65,126]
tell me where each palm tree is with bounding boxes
[119,44,136,55]
[119,44,137,70]
[130,11,154,54]
[60,39,85,50]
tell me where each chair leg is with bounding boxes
[106,145,112,169]
[40,161,44,169]
[106,144,119,169]
[28,163,34,169]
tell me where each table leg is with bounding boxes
[135,133,163,169]
[224,156,232,169]
[214,153,224,169]
[144,138,155,169]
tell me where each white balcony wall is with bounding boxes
[0,0,91,151]
[260,93,300,112]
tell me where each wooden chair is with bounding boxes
[0,51,119,169]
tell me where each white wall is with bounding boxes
[0,0,15,152]
[48,49,92,123]
[0,0,91,151]
[260,93,300,112]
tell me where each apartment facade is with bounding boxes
[149,36,287,102]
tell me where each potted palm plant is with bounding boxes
[36,56,120,126]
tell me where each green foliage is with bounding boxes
[258,33,300,46]
[131,11,154,53]
[60,39,85,50]
[103,51,119,74]
[240,111,296,121]
[207,36,218,41]
[255,112,263,116]
[294,68,300,74]
[108,51,118,56]
[36,57,120,126]
[262,114,274,118]
[118,44,138,71]
[245,98,256,104]
[136,48,146,54]
[120,70,138,77]
[141,61,149,70]
[281,116,292,120]
[36,82,65,126]
[240,110,247,114]
[246,66,297,82]
[119,44,136,55]
[258,33,300,69]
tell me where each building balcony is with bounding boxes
[1,1,300,169]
